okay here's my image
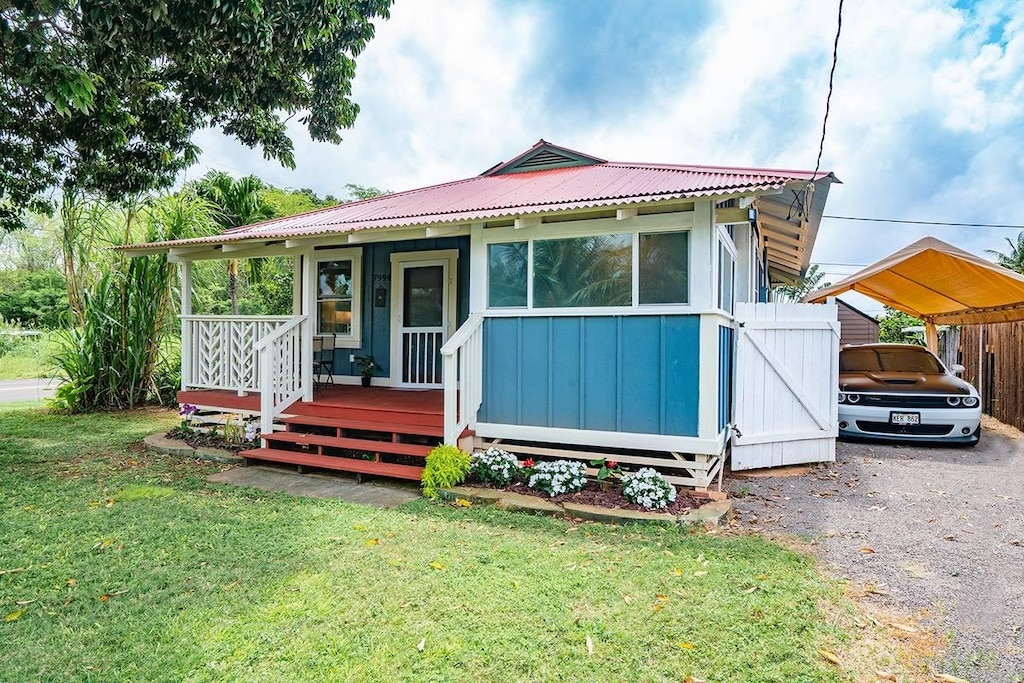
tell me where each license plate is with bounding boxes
[890,412,920,426]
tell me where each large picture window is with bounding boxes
[485,229,689,310]
[533,234,632,308]
[314,248,362,346]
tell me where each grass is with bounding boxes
[0,332,53,380]
[0,405,858,682]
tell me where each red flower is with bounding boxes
[522,458,535,468]
[606,460,619,470]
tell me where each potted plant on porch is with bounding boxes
[354,354,378,387]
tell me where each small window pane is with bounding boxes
[718,243,735,314]
[639,231,689,304]
[533,234,632,308]
[488,242,527,308]
[403,264,444,328]
[317,260,353,335]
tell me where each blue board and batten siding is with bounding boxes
[322,236,470,376]
[477,315,701,436]
[718,325,734,433]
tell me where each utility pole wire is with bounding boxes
[812,0,843,182]
[822,215,1024,230]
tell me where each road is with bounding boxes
[0,378,59,404]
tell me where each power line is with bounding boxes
[812,0,843,181]
[822,214,1024,230]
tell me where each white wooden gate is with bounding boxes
[732,302,840,470]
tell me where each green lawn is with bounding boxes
[0,332,52,380]
[0,405,855,682]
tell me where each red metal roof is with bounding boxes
[121,142,835,251]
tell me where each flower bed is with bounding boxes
[166,404,259,454]
[165,426,255,454]
[500,479,700,515]
[452,447,701,514]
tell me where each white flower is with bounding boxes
[527,460,587,497]
[621,468,677,509]
[244,422,260,442]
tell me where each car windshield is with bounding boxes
[840,347,944,374]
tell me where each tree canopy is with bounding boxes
[877,306,924,345]
[986,231,1024,274]
[0,0,392,232]
[772,264,831,303]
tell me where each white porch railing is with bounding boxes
[440,313,484,445]
[254,315,308,434]
[180,315,294,393]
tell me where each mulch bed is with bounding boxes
[166,427,252,454]
[481,480,701,514]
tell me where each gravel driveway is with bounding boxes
[728,420,1024,682]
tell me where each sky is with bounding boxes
[190,0,1024,316]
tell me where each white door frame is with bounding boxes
[390,249,459,388]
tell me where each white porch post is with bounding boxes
[180,260,193,391]
[300,253,314,402]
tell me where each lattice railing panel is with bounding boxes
[182,316,292,392]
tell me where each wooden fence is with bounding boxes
[957,322,1024,432]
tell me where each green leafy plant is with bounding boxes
[354,354,379,378]
[178,404,198,434]
[470,447,521,487]
[589,457,623,482]
[223,414,243,445]
[421,444,471,499]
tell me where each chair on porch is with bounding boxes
[312,335,335,390]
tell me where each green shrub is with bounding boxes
[421,444,471,499]
[49,255,174,411]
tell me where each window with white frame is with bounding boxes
[485,230,689,310]
[314,248,362,345]
[718,240,736,314]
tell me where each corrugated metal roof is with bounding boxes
[120,142,835,251]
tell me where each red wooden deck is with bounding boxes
[177,384,443,417]
[177,385,444,482]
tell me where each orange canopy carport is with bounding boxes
[805,236,1024,352]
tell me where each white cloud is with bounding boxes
[191,0,1024,308]
[193,0,542,194]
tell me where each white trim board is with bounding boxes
[473,422,728,456]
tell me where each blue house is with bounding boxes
[125,141,837,488]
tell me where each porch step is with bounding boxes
[239,448,425,481]
[289,403,443,428]
[282,414,445,439]
[262,431,433,458]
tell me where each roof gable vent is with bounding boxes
[485,140,606,176]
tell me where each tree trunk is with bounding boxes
[229,259,239,315]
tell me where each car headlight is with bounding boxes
[838,393,847,404]
[946,396,962,407]
[962,396,979,408]
[846,393,860,404]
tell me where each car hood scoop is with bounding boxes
[840,371,972,394]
